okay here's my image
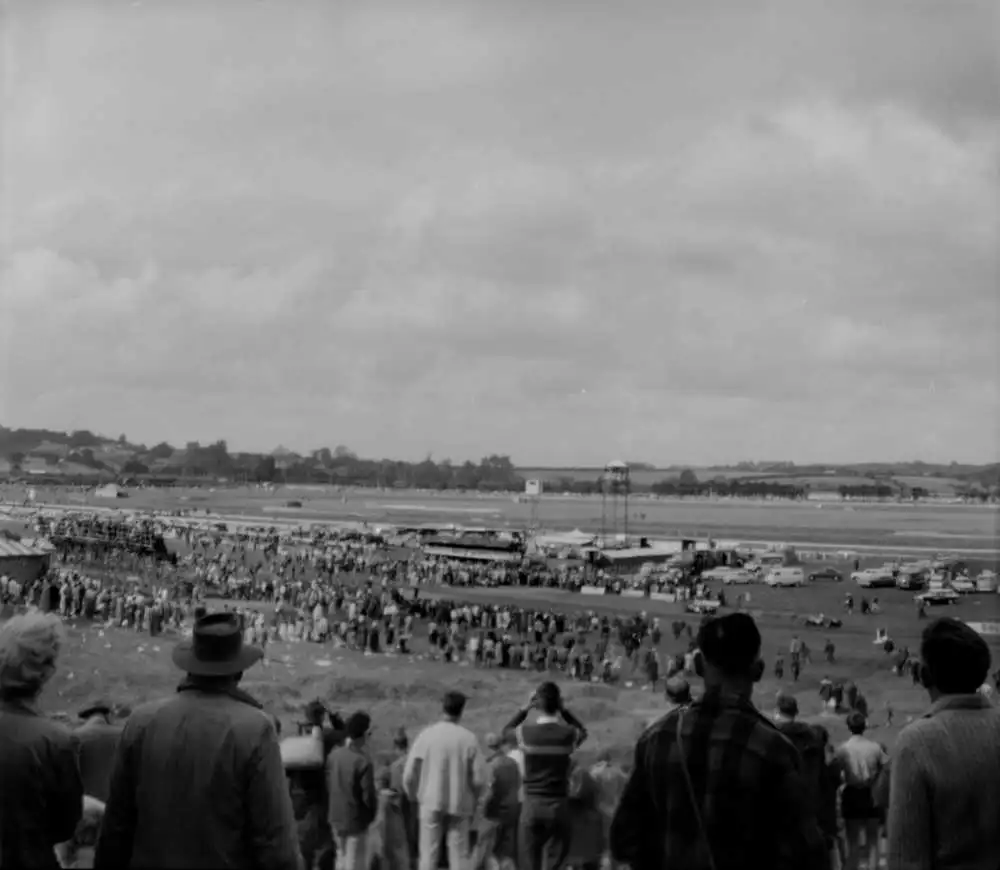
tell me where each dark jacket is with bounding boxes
[74,718,124,803]
[0,697,84,868]
[776,721,827,830]
[93,681,301,870]
[326,743,377,836]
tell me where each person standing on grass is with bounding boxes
[502,681,588,870]
[326,712,378,870]
[0,611,83,869]
[94,612,300,870]
[834,711,888,870]
[403,690,486,870]
[886,618,1000,870]
[610,612,826,870]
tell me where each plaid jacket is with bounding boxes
[610,690,827,870]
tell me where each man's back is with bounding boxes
[610,691,825,870]
[326,743,376,836]
[887,696,1000,870]
[517,720,576,801]
[94,688,300,870]
[405,720,482,817]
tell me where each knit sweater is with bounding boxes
[886,694,1000,870]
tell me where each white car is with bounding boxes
[721,570,756,586]
[950,578,976,594]
[686,599,721,615]
[853,570,896,589]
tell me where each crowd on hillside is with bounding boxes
[0,608,998,870]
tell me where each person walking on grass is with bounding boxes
[94,612,300,870]
[887,618,1000,870]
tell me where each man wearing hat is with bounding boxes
[74,699,123,804]
[94,613,300,870]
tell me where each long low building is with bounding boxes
[0,539,52,584]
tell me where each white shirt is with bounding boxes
[403,720,485,817]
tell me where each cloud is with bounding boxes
[1,0,997,464]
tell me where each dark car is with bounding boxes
[808,566,843,582]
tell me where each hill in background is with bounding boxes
[0,424,996,498]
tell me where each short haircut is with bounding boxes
[0,611,66,698]
[346,711,371,740]
[442,691,467,718]
[536,681,561,715]
[846,711,867,734]
[920,618,991,694]
[696,613,761,677]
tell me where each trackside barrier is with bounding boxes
[621,590,645,599]
[650,593,676,603]
[580,586,606,596]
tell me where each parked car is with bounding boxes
[950,577,977,594]
[701,567,737,582]
[896,572,927,591]
[915,588,960,606]
[686,599,721,615]
[764,568,805,588]
[808,567,843,583]
[721,570,756,585]
[853,570,896,589]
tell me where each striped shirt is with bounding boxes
[516,718,576,801]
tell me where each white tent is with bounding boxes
[94,483,128,499]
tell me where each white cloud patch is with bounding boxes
[1,0,997,464]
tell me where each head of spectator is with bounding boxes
[0,611,66,703]
[442,690,467,723]
[346,711,371,748]
[304,699,328,728]
[171,612,262,687]
[535,681,562,715]
[845,710,867,735]
[485,732,502,754]
[919,617,992,700]
[501,727,518,750]
[694,613,764,695]
[775,693,799,723]
[393,728,409,753]
[665,676,692,705]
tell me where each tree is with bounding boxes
[147,442,174,460]
[678,469,699,486]
[117,433,128,445]
[253,455,277,482]
[333,445,356,460]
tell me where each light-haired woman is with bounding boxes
[0,611,84,868]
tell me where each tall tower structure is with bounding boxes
[600,460,631,548]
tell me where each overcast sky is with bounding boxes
[2,0,997,465]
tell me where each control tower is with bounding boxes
[600,460,631,548]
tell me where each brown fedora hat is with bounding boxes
[172,612,263,677]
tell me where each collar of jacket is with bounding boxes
[176,677,263,710]
[922,693,992,718]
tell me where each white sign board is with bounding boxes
[966,621,1000,636]
[525,480,543,497]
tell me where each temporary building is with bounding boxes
[94,483,128,499]
[0,539,52,584]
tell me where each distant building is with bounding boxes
[0,539,51,585]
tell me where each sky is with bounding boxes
[2,0,998,466]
